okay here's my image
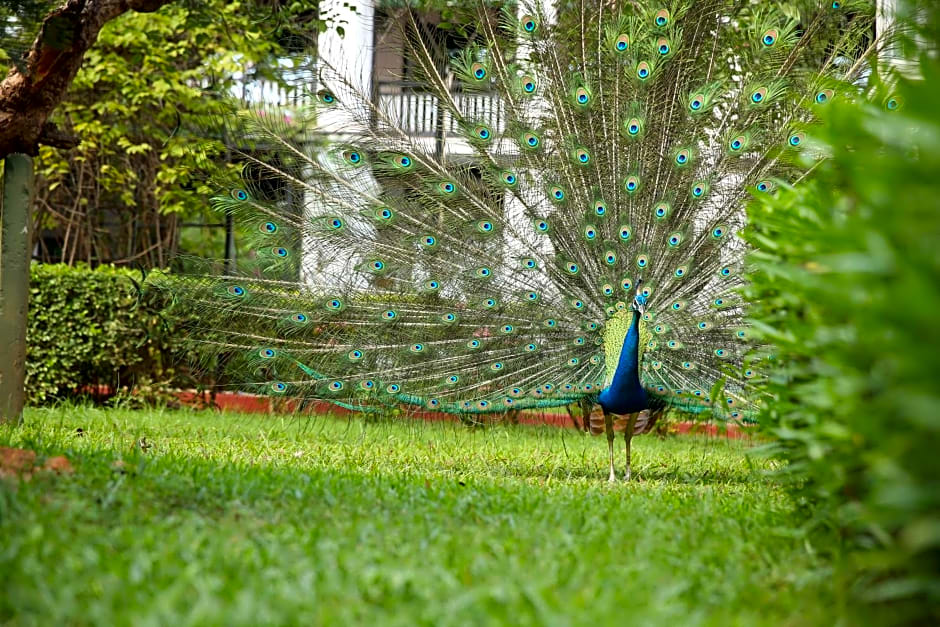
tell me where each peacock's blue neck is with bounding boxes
[597,307,648,414]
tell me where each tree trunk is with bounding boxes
[0,154,33,423]
[0,0,174,158]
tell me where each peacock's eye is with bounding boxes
[232,189,249,201]
[762,29,778,46]
[471,63,487,80]
[522,132,541,148]
[615,34,630,52]
[756,180,774,193]
[575,87,591,105]
[815,89,834,104]
[788,132,804,147]
[636,62,651,79]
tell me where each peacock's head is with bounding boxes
[631,293,648,314]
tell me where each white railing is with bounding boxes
[230,78,509,138]
[375,80,507,137]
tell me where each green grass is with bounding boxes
[1,407,839,626]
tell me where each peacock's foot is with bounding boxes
[607,471,617,483]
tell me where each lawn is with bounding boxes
[1,407,839,626]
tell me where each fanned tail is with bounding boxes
[162,0,878,421]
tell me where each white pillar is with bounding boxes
[301,1,376,287]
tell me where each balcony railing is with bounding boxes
[375,80,507,137]
[230,78,509,139]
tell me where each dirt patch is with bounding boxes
[0,447,73,480]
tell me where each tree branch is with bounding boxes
[0,0,175,157]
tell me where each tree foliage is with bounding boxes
[18,0,329,267]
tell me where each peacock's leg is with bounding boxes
[623,413,639,481]
[580,398,592,432]
[604,411,616,482]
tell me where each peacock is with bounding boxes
[168,0,877,481]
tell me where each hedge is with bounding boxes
[26,264,195,406]
[744,64,940,623]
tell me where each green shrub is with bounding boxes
[744,50,940,623]
[26,264,192,405]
